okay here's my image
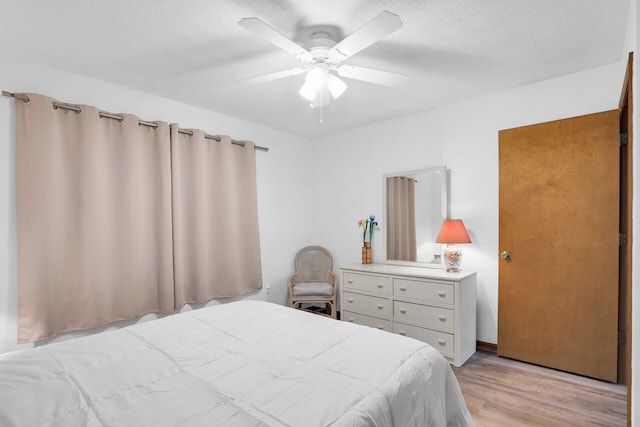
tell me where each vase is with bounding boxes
[362,242,372,264]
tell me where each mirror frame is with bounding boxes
[382,166,448,269]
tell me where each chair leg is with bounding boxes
[328,302,336,319]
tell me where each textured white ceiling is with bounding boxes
[0,0,630,138]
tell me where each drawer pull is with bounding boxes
[398,331,407,336]
[347,318,354,322]
[376,326,384,330]
[399,308,407,314]
[438,315,447,321]
[347,298,354,303]
[347,279,354,284]
[438,291,446,297]
[399,286,407,291]
[377,283,383,288]
[438,339,446,346]
[377,304,384,309]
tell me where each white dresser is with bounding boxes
[340,263,476,367]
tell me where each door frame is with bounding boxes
[618,51,633,425]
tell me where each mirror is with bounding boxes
[382,167,448,268]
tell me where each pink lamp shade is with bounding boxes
[435,219,471,244]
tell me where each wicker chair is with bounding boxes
[288,246,338,319]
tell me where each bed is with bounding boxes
[0,300,473,426]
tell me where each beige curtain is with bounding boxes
[171,125,262,307]
[386,176,417,261]
[15,94,174,343]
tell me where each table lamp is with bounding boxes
[435,219,471,272]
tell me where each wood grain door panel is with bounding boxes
[498,110,619,382]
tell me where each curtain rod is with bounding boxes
[2,90,269,152]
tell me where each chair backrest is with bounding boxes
[295,246,333,282]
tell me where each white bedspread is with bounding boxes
[0,300,473,426]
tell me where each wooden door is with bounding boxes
[498,110,619,382]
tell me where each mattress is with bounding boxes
[0,300,473,426]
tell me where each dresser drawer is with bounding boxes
[342,310,392,332]
[393,278,454,305]
[343,272,391,295]
[393,322,454,357]
[342,291,391,317]
[393,301,454,332]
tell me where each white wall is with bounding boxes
[0,55,313,354]
[311,61,627,345]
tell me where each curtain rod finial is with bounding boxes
[2,90,30,103]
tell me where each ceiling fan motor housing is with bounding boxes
[307,31,337,65]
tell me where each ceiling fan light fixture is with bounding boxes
[299,65,327,101]
[327,74,347,99]
[298,80,317,101]
[310,86,331,109]
[306,66,326,90]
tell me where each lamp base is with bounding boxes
[443,246,463,273]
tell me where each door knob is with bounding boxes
[501,251,511,260]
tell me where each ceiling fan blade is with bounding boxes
[337,65,407,87]
[235,67,306,85]
[329,11,402,62]
[239,18,313,61]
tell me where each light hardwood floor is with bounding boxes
[451,350,627,426]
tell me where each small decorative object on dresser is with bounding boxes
[435,219,472,272]
[357,215,379,264]
[340,263,476,367]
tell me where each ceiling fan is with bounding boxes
[237,11,407,109]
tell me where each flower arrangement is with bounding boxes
[357,215,379,245]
